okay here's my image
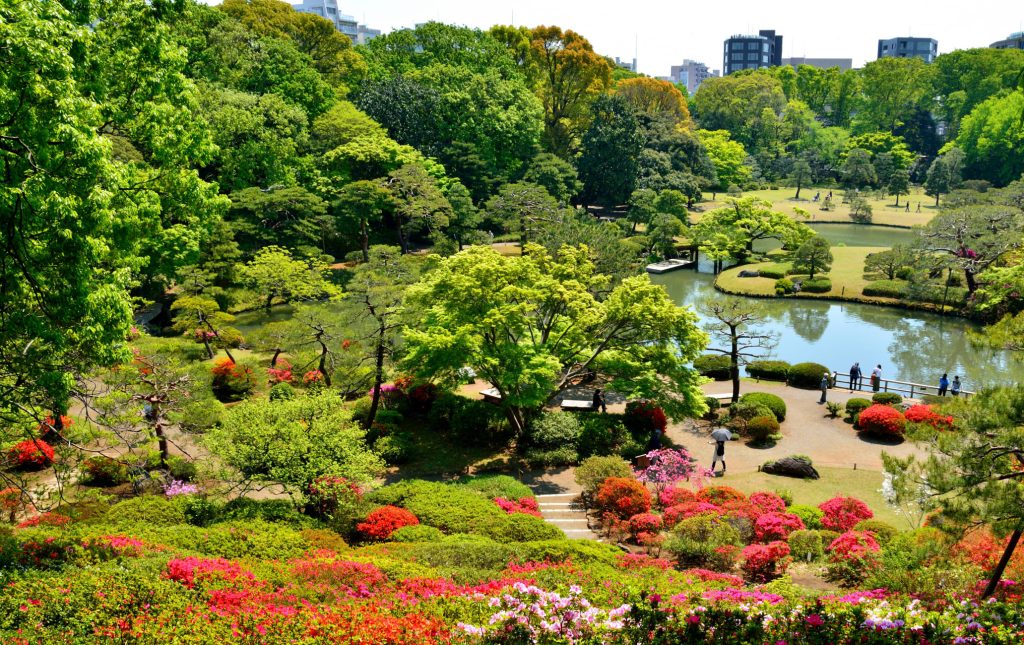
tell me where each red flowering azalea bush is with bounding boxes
[904,404,953,430]
[825,530,881,586]
[624,400,667,435]
[629,512,663,538]
[594,477,652,520]
[617,553,673,570]
[754,512,806,542]
[357,505,420,540]
[407,383,439,414]
[308,475,363,518]
[210,357,257,401]
[659,484,697,508]
[291,558,388,592]
[697,485,747,506]
[266,359,293,384]
[818,496,874,532]
[16,512,72,530]
[856,404,907,437]
[663,501,720,528]
[0,487,26,522]
[164,557,256,590]
[8,439,55,469]
[749,491,787,515]
[37,415,72,440]
[720,500,759,523]
[741,541,791,582]
[494,497,542,517]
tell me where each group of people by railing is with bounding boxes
[826,362,970,400]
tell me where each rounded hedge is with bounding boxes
[857,404,907,437]
[788,504,824,530]
[746,360,791,381]
[391,525,444,542]
[853,519,899,544]
[845,398,872,418]
[738,392,786,422]
[788,362,830,389]
[872,392,903,406]
[801,278,832,293]
[694,354,732,381]
[746,415,780,441]
[788,529,825,561]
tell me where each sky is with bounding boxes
[204,1,1024,77]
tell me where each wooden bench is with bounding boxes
[480,388,502,404]
[560,399,596,411]
[707,393,734,407]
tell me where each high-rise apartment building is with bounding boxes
[669,60,717,94]
[295,0,379,45]
[723,30,782,75]
[877,37,938,63]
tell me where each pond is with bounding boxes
[756,223,919,252]
[656,222,1024,390]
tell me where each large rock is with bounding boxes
[761,456,820,479]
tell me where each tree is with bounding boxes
[855,57,933,132]
[383,164,453,254]
[848,193,874,224]
[697,300,778,403]
[522,153,582,205]
[888,167,912,207]
[952,90,1024,186]
[932,48,1024,139]
[647,214,685,260]
[698,129,751,198]
[790,158,812,200]
[692,197,810,261]
[402,245,708,435]
[627,189,659,233]
[443,181,483,250]
[205,393,384,499]
[239,246,339,312]
[578,94,645,207]
[344,246,416,429]
[170,296,242,361]
[691,72,787,150]
[485,182,565,247]
[890,386,1024,597]
[925,151,964,207]
[335,180,394,262]
[228,186,329,253]
[792,236,833,280]
[864,246,914,280]
[615,77,692,127]
[840,149,878,189]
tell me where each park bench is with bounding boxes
[560,399,596,411]
[706,393,734,407]
[480,388,502,404]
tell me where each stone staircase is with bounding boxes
[536,493,601,541]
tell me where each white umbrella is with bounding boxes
[711,428,732,442]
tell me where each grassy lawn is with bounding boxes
[698,187,937,228]
[723,466,905,527]
[715,246,904,304]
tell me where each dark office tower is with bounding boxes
[723,29,783,75]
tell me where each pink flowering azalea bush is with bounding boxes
[635,448,713,492]
[741,541,791,582]
[825,530,882,586]
[659,484,697,508]
[628,512,663,538]
[819,496,874,531]
[494,497,542,517]
[753,512,806,542]
[748,491,787,515]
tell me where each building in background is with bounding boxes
[877,36,938,63]
[669,60,718,94]
[295,0,379,45]
[781,56,853,71]
[990,32,1024,50]
[723,29,782,75]
[614,57,638,73]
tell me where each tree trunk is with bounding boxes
[935,193,941,207]
[983,528,1022,599]
[317,342,332,387]
[895,193,900,207]
[265,292,274,313]
[965,269,978,293]
[730,331,740,403]
[794,182,802,200]
[202,337,213,359]
[505,405,527,437]
[270,349,282,368]
[360,219,370,263]
[364,325,387,430]
[396,220,408,254]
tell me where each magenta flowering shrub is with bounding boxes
[629,512,663,538]
[494,497,542,517]
[741,541,791,582]
[635,448,713,492]
[753,512,806,542]
[701,588,786,605]
[819,496,874,531]
[663,501,721,528]
[659,484,697,508]
[164,557,256,590]
[164,480,198,497]
[825,530,882,586]
[748,491,787,515]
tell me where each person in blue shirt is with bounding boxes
[951,376,962,397]
[938,373,949,397]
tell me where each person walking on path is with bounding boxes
[819,372,830,404]
[849,362,862,391]
[592,389,607,413]
[871,364,882,392]
[938,373,949,397]
[951,376,962,397]
[710,427,731,475]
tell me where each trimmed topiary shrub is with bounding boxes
[845,398,872,419]
[787,362,830,389]
[774,278,794,295]
[697,486,747,506]
[862,280,907,299]
[577,415,631,459]
[857,404,907,437]
[594,477,652,520]
[788,504,824,530]
[82,456,130,486]
[738,392,787,421]
[818,496,874,532]
[788,529,825,561]
[524,412,581,466]
[575,456,634,498]
[871,392,903,406]
[457,475,533,501]
[390,524,444,543]
[853,519,899,544]
[746,360,791,381]
[694,354,732,380]
[801,278,832,293]
[746,415,780,441]
[106,496,187,528]
[665,514,742,571]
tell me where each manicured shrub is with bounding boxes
[871,392,903,405]
[106,496,187,528]
[818,496,874,532]
[862,280,907,299]
[753,512,806,542]
[486,514,563,542]
[525,412,581,450]
[373,432,413,465]
[845,398,872,418]
[746,360,791,381]
[659,485,697,509]
[623,400,667,438]
[391,524,444,542]
[269,382,295,401]
[575,456,634,498]
[746,415,780,441]
[458,475,533,501]
[8,439,55,469]
[210,357,257,401]
[801,278,832,293]
[787,362,830,389]
[825,530,881,586]
[428,393,511,448]
[759,264,788,280]
[853,519,899,544]
[665,514,741,571]
[787,504,824,530]
[741,540,791,582]
[904,404,954,430]
[697,486,747,506]
[774,278,794,295]
[629,512,663,538]
[523,446,578,467]
[737,392,786,421]
[788,529,825,561]
[406,383,439,414]
[357,506,420,540]
[82,456,130,486]
[749,491,787,515]
[166,455,198,482]
[857,404,907,437]
[663,502,722,528]
[594,477,652,520]
[693,354,731,381]
[577,415,631,459]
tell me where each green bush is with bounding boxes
[788,529,825,561]
[863,280,907,299]
[219,497,315,528]
[391,525,445,542]
[428,393,513,448]
[577,414,631,458]
[665,514,742,571]
[694,354,732,380]
[774,278,794,295]
[727,402,774,433]
[872,392,903,406]
[82,456,130,486]
[746,360,791,381]
[759,264,789,280]
[788,362,830,389]
[845,398,872,418]
[738,392,786,421]
[457,475,533,501]
[894,267,914,281]
[166,455,197,482]
[575,456,634,497]
[774,489,793,506]
[105,496,186,528]
[853,519,899,544]
[526,412,581,449]
[523,446,578,467]
[483,513,564,542]
[787,504,824,530]
[179,496,219,527]
[746,415,780,441]
[269,382,295,401]
[373,432,413,465]
[801,278,832,293]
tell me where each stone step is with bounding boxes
[544,517,590,524]
[536,493,578,499]
[541,510,589,519]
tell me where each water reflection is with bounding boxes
[653,271,1024,390]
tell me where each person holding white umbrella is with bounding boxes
[710,427,732,475]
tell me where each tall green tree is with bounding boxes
[888,167,912,207]
[855,57,934,132]
[951,90,1024,187]
[522,153,582,205]
[924,149,966,206]
[334,180,394,262]
[792,236,833,280]
[239,246,340,312]
[402,245,708,434]
[840,149,878,189]
[485,182,565,247]
[383,165,454,254]
[692,197,811,260]
[691,72,787,150]
[578,94,644,207]
[170,296,242,361]
[698,129,751,198]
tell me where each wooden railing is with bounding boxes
[831,372,973,399]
